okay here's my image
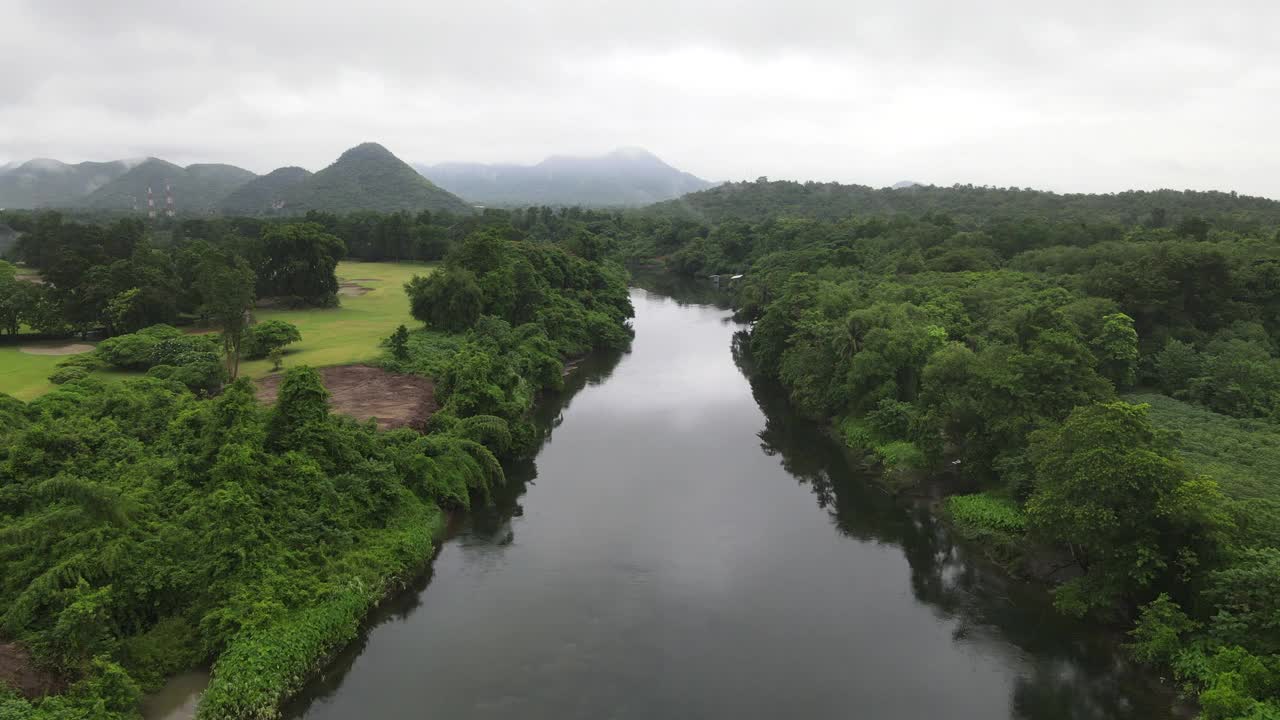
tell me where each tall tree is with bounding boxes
[1025,401,1229,617]
[197,249,256,380]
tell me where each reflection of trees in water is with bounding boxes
[743,363,1176,720]
[282,348,627,719]
[468,348,627,541]
[629,270,734,309]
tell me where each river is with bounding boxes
[269,281,1175,720]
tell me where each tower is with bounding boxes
[165,182,174,218]
[147,187,156,219]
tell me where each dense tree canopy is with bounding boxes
[640,188,1280,718]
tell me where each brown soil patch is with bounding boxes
[0,642,64,698]
[19,343,93,356]
[256,365,436,431]
[337,281,372,297]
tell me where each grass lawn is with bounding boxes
[0,261,432,400]
[239,261,432,379]
[0,345,75,400]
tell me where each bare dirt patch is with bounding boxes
[256,365,436,431]
[0,641,64,699]
[19,343,93,356]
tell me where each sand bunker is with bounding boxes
[256,364,436,431]
[19,343,93,356]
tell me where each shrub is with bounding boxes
[48,366,89,385]
[243,320,302,360]
[946,493,1028,535]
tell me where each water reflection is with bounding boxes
[282,281,1176,720]
[284,348,626,718]
[744,348,1176,720]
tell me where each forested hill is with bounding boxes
[79,159,258,213]
[0,158,136,209]
[284,142,473,215]
[218,166,313,214]
[417,147,712,207]
[649,178,1280,229]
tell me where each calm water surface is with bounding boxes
[282,282,1176,720]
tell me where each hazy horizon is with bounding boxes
[4,1,1278,198]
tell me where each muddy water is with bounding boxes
[275,282,1175,720]
[141,671,208,720]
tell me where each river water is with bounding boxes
[278,281,1175,720]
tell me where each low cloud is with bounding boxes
[3,0,1278,196]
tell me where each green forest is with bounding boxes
[4,181,1280,718]
[631,187,1280,719]
[0,211,632,719]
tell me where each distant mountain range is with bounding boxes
[0,144,711,214]
[0,143,473,216]
[416,148,714,207]
[79,159,258,213]
[0,158,141,209]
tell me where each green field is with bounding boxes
[0,343,81,400]
[0,261,433,400]
[1129,392,1280,545]
[239,261,432,379]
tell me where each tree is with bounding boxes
[0,263,41,335]
[1025,401,1229,616]
[266,366,330,451]
[389,324,410,361]
[243,320,302,359]
[405,268,483,332]
[1154,338,1203,397]
[255,223,343,303]
[197,250,256,380]
[1092,312,1139,389]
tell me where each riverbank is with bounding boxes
[277,285,1178,720]
[194,500,445,719]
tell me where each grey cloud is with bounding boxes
[3,0,1278,197]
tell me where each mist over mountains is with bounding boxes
[416,148,714,207]
[0,145,714,214]
[0,158,142,209]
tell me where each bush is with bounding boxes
[946,493,1028,535]
[48,366,89,385]
[243,320,301,360]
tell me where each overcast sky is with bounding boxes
[3,0,1278,196]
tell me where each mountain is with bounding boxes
[416,147,714,207]
[218,166,313,214]
[891,180,922,189]
[284,142,472,215]
[647,179,1280,227]
[0,158,138,208]
[79,159,257,213]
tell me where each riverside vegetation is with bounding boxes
[631,183,1280,719]
[0,212,632,718]
[5,184,1280,718]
